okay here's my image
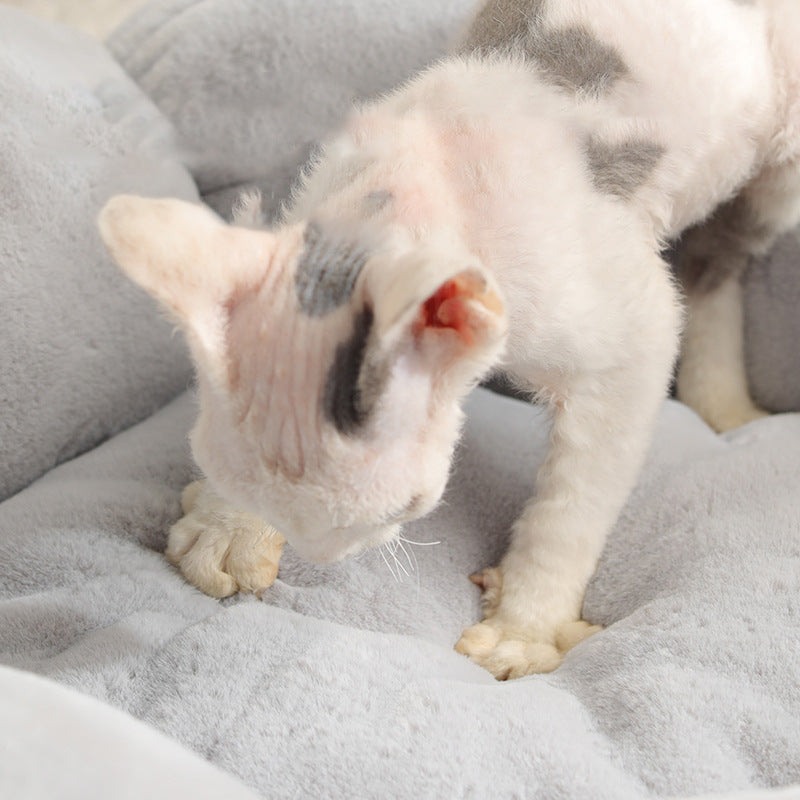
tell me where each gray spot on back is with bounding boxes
[530,26,629,98]
[585,135,664,200]
[457,0,629,99]
[323,305,389,435]
[458,0,544,52]
[295,222,370,317]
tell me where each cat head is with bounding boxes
[99,195,506,563]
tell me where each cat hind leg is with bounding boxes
[676,160,800,431]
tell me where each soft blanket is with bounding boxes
[2,388,800,798]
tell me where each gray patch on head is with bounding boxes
[323,305,390,435]
[457,0,629,99]
[363,190,394,216]
[585,135,664,200]
[295,222,370,317]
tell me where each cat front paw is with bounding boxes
[455,618,601,679]
[455,568,602,679]
[166,481,285,598]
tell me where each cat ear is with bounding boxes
[98,195,275,385]
[367,249,507,386]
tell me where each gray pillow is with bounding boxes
[745,228,800,413]
[0,8,198,501]
[107,0,475,218]
[109,0,800,413]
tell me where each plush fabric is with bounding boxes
[107,0,476,218]
[744,228,800,413]
[2,2,799,798]
[0,6,197,502]
[0,664,260,800]
[1,388,799,799]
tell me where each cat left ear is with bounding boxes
[98,195,276,386]
[98,195,273,319]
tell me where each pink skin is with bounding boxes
[98,148,508,564]
[190,225,504,563]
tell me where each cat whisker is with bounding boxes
[396,538,417,575]
[379,543,400,582]
[387,540,411,578]
[398,536,441,547]
[397,538,422,596]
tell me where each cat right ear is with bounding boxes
[366,247,508,387]
[98,195,276,385]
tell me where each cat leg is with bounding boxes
[675,160,800,431]
[166,480,285,598]
[457,264,681,679]
[457,368,671,678]
[677,274,767,432]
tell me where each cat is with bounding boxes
[99,0,800,679]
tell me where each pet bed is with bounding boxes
[1,2,799,798]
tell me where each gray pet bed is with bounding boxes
[1,2,799,799]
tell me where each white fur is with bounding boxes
[99,0,800,678]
